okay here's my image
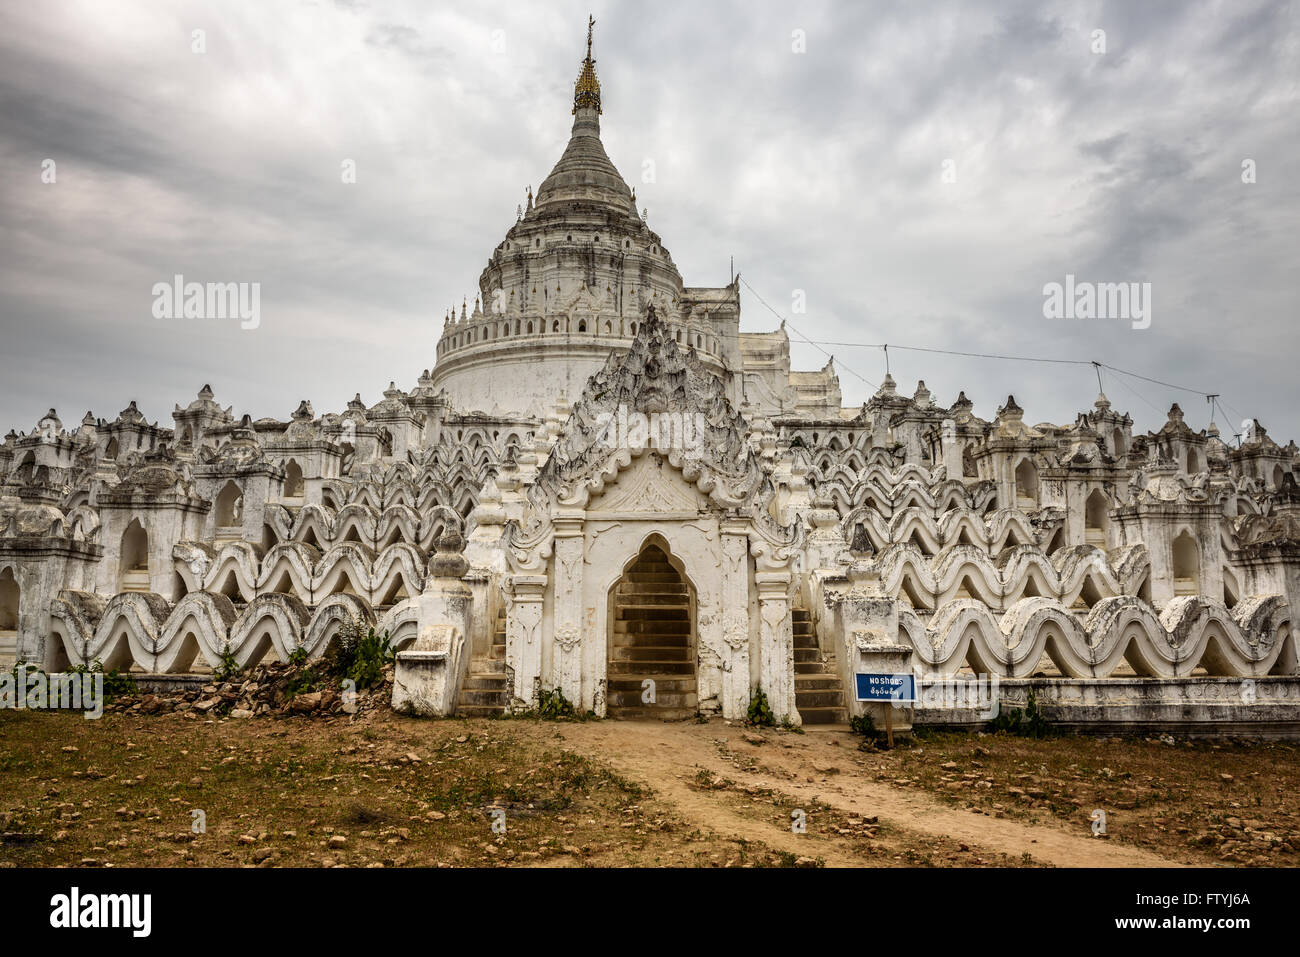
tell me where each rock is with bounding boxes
[742,732,764,745]
[229,709,254,719]
[291,692,322,713]
[328,835,348,848]
[252,847,274,863]
[794,856,819,868]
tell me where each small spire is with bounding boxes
[573,15,601,115]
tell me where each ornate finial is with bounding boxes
[573,15,601,115]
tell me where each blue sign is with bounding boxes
[855,673,917,703]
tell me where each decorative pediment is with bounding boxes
[529,305,771,512]
[586,450,710,515]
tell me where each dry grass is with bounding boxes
[0,709,797,868]
[857,730,1300,865]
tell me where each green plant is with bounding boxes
[68,659,137,700]
[537,687,577,720]
[746,688,775,727]
[10,659,41,682]
[324,619,393,690]
[849,711,877,739]
[987,688,1053,738]
[214,646,242,681]
[283,645,323,695]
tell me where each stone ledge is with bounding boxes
[915,676,1300,739]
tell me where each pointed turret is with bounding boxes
[534,17,636,216]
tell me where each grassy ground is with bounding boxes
[0,709,805,868]
[2,708,1297,868]
[862,730,1300,866]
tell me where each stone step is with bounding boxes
[463,674,508,690]
[611,592,689,606]
[610,645,692,662]
[615,606,689,621]
[607,676,698,694]
[794,661,834,675]
[613,631,692,648]
[607,691,697,709]
[458,688,509,708]
[794,675,843,690]
[469,658,507,674]
[622,572,685,583]
[608,660,694,675]
[794,648,822,663]
[613,619,690,636]
[798,706,848,725]
[615,582,688,596]
[604,706,697,721]
[794,689,846,708]
[458,703,506,718]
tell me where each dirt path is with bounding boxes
[558,721,1180,867]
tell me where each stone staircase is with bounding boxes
[456,608,508,717]
[607,545,697,720]
[793,607,848,724]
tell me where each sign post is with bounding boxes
[854,673,917,748]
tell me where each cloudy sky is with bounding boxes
[1,0,1296,443]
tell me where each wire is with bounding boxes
[738,277,881,392]
[733,275,1259,428]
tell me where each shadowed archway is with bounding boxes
[606,539,696,719]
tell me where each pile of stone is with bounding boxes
[106,662,395,720]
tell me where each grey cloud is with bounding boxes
[0,0,1295,442]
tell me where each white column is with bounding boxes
[551,516,585,708]
[756,569,798,726]
[719,522,751,719]
[505,574,546,710]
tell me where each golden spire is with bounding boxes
[573,14,601,115]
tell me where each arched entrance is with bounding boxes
[0,567,19,665]
[606,541,696,719]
